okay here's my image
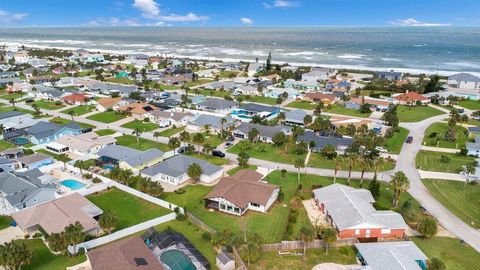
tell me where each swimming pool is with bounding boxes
[11,137,30,145]
[60,179,86,190]
[160,250,196,270]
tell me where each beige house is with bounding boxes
[47,132,116,157]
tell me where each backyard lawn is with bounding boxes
[416,150,476,173]
[95,129,117,136]
[158,126,185,137]
[0,140,15,152]
[121,119,159,132]
[86,188,171,231]
[37,149,72,162]
[423,179,480,228]
[105,77,136,85]
[0,215,12,230]
[61,104,96,115]
[227,165,258,175]
[115,135,170,152]
[228,141,307,165]
[324,104,371,118]
[308,153,396,172]
[0,105,35,114]
[188,132,226,148]
[30,100,65,110]
[396,105,444,122]
[14,238,86,270]
[287,100,316,110]
[458,99,480,110]
[87,111,127,123]
[0,92,25,100]
[187,152,230,166]
[49,117,96,129]
[423,122,469,149]
[412,237,480,270]
[383,127,409,154]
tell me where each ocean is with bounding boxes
[1,27,479,76]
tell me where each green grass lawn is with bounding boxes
[95,129,117,136]
[383,127,409,154]
[116,135,170,152]
[252,247,357,270]
[0,215,12,230]
[121,119,159,132]
[423,179,480,228]
[197,89,278,105]
[36,149,72,162]
[105,77,136,85]
[0,106,35,114]
[0,92,25,100]
[158,126,185,137]
[308,153,396,172]
[187,152,230,166]
[287,100,316,110]
[86,188,171,231]
[458,99,480,110]
[218,70,239,78]
[423,122,469,148]
[396,105,444,122]
[61,104,96,115]
[412,237,480,270]
[49,117,96,129]
[324,104,371,118]
[416,150,476,173]
[31,100,65,110]
[87,111,127,123]
[227,165,258,175]
[0,140,15,152]
[228,141,307,165]
[188,133,226,148]
[15,238,86,270]
[185,78,214,87]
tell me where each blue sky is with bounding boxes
[1,0,479,27]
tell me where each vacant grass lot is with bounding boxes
[324,104,371,118]
[116,135,170,152]
[423,179,480,228]
[308,153,396,172]
[15,238,86,270]
[287,100,316,110]
[416,150,476,173]
[158,126,185,137]
[0,106,35,114]
[396,105,444,122]
[61,104,96,115]
[95,129,117,136]
[31,100,65,110]
[87,111,127,123]
[188,132,226,148]
[423,122,469,148]
[187,152,230,166]
[49,117,96,129]
[458,99,480,110]
[412,237,480,270]
[228,141,307,165]
[0,92,25,100]
[121,119,159,132]
[87,188,171,231]
[383,127,409,154]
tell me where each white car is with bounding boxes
[375,146,388,154]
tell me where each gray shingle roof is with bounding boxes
[239,103,280,113]
[355,241,427,270]
[297,131,353,150]
[0,169,56,206]
[197,98,238,110]
[0,111,24,120]
[97,145,163,167]
[285,109,306,123]
[141,155,222,178]
[448,73,480,82]
[190,114,234,129]
[17,153,52,165]
[234,122,292,139]
[27,121,82,141]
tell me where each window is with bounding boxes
[251,203,260,208]
[355,229,360,235]
[219,204,225,210]
[381,228,391,234]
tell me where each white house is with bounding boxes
[145,109,194,127]
[448,73,480,91]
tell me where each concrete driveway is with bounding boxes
[0,226,25,244]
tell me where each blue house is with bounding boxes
[265,87,300,99]
[232,103,281,122]
[27,121,83,145]
[17,153,54,170]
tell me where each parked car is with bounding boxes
[224,142,233,148]
[212,150,225,158]
[405,136,413,144]
[158,121,170,128]
[375,146,388,154]
[226,136,235,142]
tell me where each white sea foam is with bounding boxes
[444,62,480,69]
[381,58,402,62]
[282,51,326,56]
[337,54,365,59]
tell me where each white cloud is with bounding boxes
[263,1,300,8]
[0,9,28,23]
[12,13,28,20]
[132,0,209,23]
[85,17,141,27]
[240,17,253,25]
[390,18,451,27]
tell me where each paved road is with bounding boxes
[398,107,480,252]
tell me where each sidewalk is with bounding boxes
[418,170,466,181]
[421,145,460,153]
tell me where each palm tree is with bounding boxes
[202,143,214,155]
[168,137,181,150]
[294,158,305,185]
[187,163,203,183]
[299,226,314,259]
[322,227,337,255]
[0,240,32,270]
[153,131,161,141]
[358,158,373,188]
[464,163,476,188]
[220,117,227,138]
[203,124,211,136]
[9,98,16,110]
[179,131,190,148]
[373,157,385,180]
[333,156,343,184]
[346,154,358,185]
[391,171,410,208]
[68,110,76,122]
[132,128,142,144]
[59,153,69,171]
[192,133,205,153]
[31,104,41,116]
[0,124,4,136]
[99,210,118,234]
[247,128,259,143]
[65,222,86,256]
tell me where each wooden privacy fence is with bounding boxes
[263,238,357,251]
[186,212,217,234]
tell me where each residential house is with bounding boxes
[247,62,263,76]
[33,86,65,101]
[196,98,238,114]
[27,121,83,145]
[303,93,337,105]
[393,91,429,105]
[0,169,57,214]
[28,58,48,68]
[86,81,137,97]
[28,76,53,85]
[0,111,40,134]
[0,71,18,78]
[1,148,24,160]
[117,102,158,119]
[345,97,392,111]
[284,109,307,126]
[204,170,279,216]
[234,85,260,96]
[12,193,103,235]
[447,73,480,91]
[97,144,164,172]
[232,122,292,143]
[374,71,404,81]
[203,81,236,91]
[468,127,480,137]
[17,153,54,170]
[313,183,408,240]
[297,131,354,154]
[302,68,335,82]
[22,67,35,79]
[187,114,236,133]
[146,110,194,127]
[81,54,105,63]
[466,135,480,156]
[355,241,427,270]
[232,103,281,122]
[141,155,223,186]
[47,132,116,157]
[14,50,30,64]
[284,79,319,90]
[0,77,22,88]
[132,59,148,69]
[61,93,90,105]
[265,87,300,99]
[95,96,124,112]
[0,157,17,172]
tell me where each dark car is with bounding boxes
[224,142,233,148]
[226,136,235,142]
[212,150,225,158]
[405,136,413,144]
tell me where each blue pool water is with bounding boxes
[12,137,30,145]
[60,179,86,190]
